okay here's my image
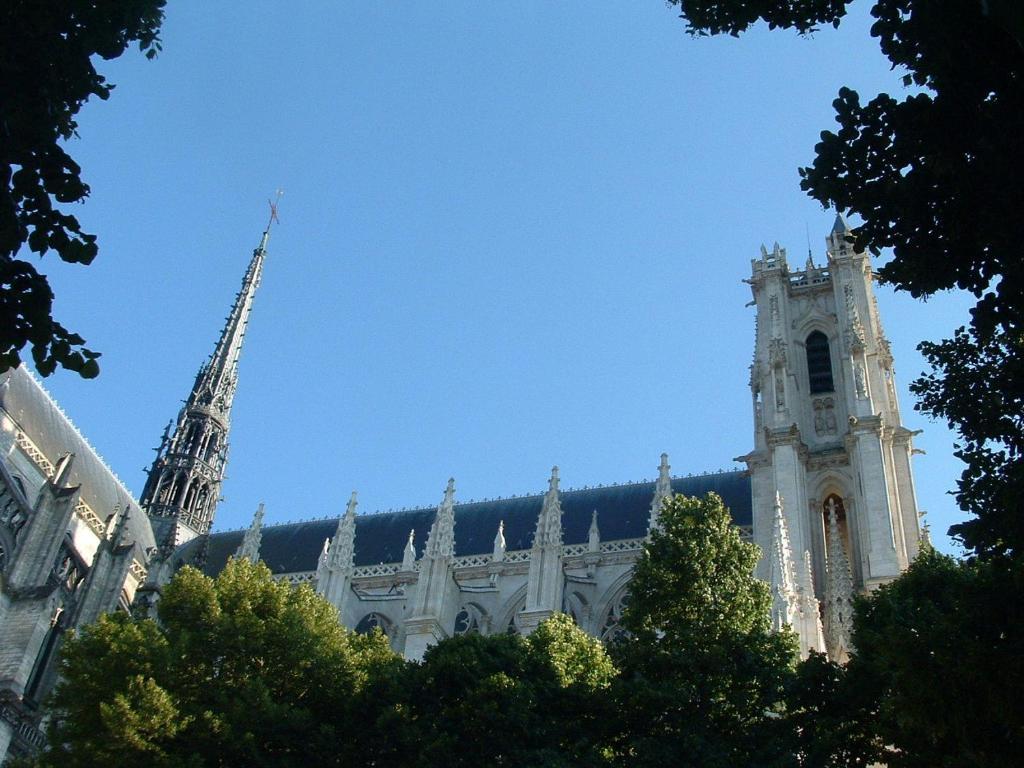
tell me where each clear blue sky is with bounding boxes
[37,1,971,553]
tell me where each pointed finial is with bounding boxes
[445,477,456,502]
[549,466,560,491]
[760,243,768,258]
[345,490,358,519]
[402,529,417,570]
[53,452,76,488]
[235,502,265,562]
[493,520,506,562]
[589,509,601,553]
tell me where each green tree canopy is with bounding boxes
[1,0,165,378]
[848,548,1024,768]
[610,493,798,767]
[403,613,616,768]
[33,558,400,768]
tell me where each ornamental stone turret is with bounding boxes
[316,492,357,611]
[140,218,273,548]
[519,466,564,634]
[403,478,457,660]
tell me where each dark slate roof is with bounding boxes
[181,471,751,578]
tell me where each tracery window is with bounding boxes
[355,612,392,637]
[600,590,630,643]
[506,598,526,636]
[453,604,484,636]
[806,331,835,394]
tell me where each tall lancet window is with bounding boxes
[806,331,835,393]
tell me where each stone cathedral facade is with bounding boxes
[0,217,923,762]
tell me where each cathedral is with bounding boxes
[0,216,922,761]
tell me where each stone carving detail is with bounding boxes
[854,362,868,399]
[774,369,786,410]
[843,284,866,352]
[769,337,788,369]
[812,397,838,436]
[823,497,854,663]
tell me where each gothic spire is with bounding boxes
[140,215,274,546]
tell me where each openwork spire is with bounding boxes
[823,499,855,663]
[235,503,264,563]
[649,452,673,533]
[140,215,274,546]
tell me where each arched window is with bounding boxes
[806,331,834,393]
[355,612,392,637]
[453,604,485,636]
[600,590,630,643]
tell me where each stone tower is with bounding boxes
[741,216,921,657]
[140,225,271,547]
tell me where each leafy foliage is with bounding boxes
[34,558,400,768]
[610,493,798,767]
[850,548,1024,768]
[0,1,165,377]
[404,614,616,768]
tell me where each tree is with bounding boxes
[1,1,165,378]
[847,547,1024,767]
[404,614,616,768]
[609,493,798,767]
[668,0,1024,557]
[32,558,400,768]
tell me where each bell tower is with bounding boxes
[741,216,922,655]
[140,215,273,547]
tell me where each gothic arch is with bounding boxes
[497,584,528,636]
[809,475,860,591]
[562,590,591,631]
[598,587,630,642]
[453,602,488,636]
[355,611,395,638]
[593,570,633,635]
